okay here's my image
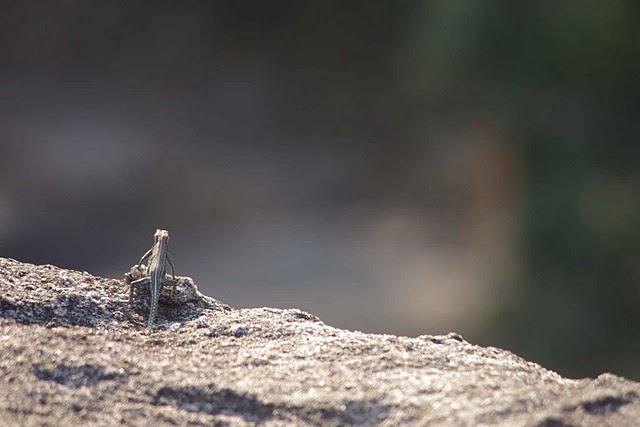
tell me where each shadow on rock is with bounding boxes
[296,399,393,425]
[33,363,127,388]
[153,384,391,424]
[154,385,274,422]
[0,294,128,327]
[535,418,573,427]
[575,392,637,416]
[1,292,222,328]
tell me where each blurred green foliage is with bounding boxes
[380,1,640,378]
[423,1,640,379]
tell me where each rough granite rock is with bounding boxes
[0,257,639,426]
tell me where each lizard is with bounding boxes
[131,229,177,328]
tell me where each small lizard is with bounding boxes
[131,229,177,328]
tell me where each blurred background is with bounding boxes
[1,1,639,380]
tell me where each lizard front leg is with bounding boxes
[167,253,176,279]
[137,248,152,269]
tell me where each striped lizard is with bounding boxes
[131,229,177,328]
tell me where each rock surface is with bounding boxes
[0,257,639,426]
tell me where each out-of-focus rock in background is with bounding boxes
[1,2,639,380]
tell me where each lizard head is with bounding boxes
[154,229,170,243]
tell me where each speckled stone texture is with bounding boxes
[0,257,639,426]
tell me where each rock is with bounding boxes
[124,263,218,326]
[0,256,639,426]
